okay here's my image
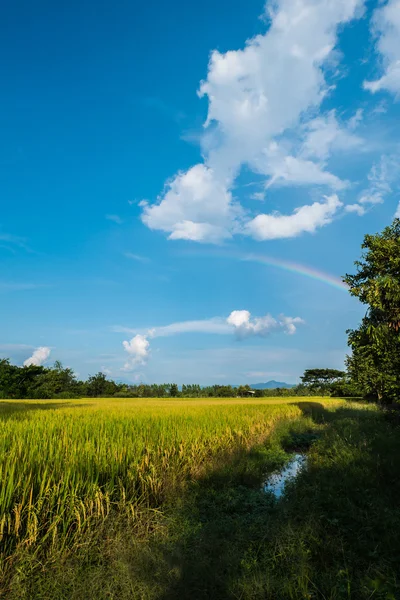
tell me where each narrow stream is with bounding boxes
[263,453,307,499]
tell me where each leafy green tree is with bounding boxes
[346,317,400,402]
[86,372,118,397]
[300,369,345,393]
[0,359,23,398]
[0,359,14,397]
[28,362,78,398]
[344,219,400,331]
[344,219,400,403]
[237,384,251,397]
[169,383,179,397]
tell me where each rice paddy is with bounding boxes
[0,397,322,554]
[1,397,399,599]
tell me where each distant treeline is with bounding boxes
[0,360,359,399]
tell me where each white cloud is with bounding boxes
[141,164,240,243]
[257,145,347,189]
[113,319,231,337]
[199,0,363,161]
[250,191,266,201]
[141,0,365,243]
[359,192,385,205]
[372,100,388,114]
[245,194,342,240]
[100,366,112,376]
[279,315,305,335]
[364,0,400,96]
[148,318,231,337]
[301,110,363,160]
[395,202,400,218]
[106,214,123,224]
[358,154,400,208]
[339,154,400,219]
[122,334,150,371]
[347,108,364,130]
[227,310,304,339]
[23,347,51,367]
[344,203,366,216]
[114,310,304,341]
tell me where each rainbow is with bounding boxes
[231,252,349,292]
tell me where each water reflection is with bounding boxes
[263,453,307,499]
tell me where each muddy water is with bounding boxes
[263,454,307,499]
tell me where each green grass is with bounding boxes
[0,397,399,599]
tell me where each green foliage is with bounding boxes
[169,383,179,397]
[86,372,118,397]
[181,384,202,396]
[0,359,81,399]
[237,384,252,397]
[300,368,346,393]
[344,218,400,330]
[346,317,400,402]
[344,219,400,403]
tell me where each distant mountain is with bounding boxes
[249,381,296,389]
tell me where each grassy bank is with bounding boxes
[1,398,399,598]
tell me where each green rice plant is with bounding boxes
[0,396,340,590]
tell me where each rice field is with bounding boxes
[2,397,399,600]
[0,397,337,560]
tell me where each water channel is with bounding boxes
[263,453,307,499]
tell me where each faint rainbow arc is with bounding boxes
[238,253,349,292]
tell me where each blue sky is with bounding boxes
[1,0,400,384]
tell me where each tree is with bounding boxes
[344,219,400,331]
[344,219,400,403]
[300,369,346,393]
[169,383,179,397]
[86,372,117,397]
[27,362,78,398]
[237,384,251,397]
[346,317,400,402]
[0,359,20,398]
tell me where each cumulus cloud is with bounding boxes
[245,194,342,240]
[395,202,400,218]
[122,334,150,371]
[364,0,400,96]
[279,315,306,335]
[141,164,241,243]
[227,310,304,339]
[23,347,51,367]
[141,0,365,243]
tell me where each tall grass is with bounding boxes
[0,397,336,568]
